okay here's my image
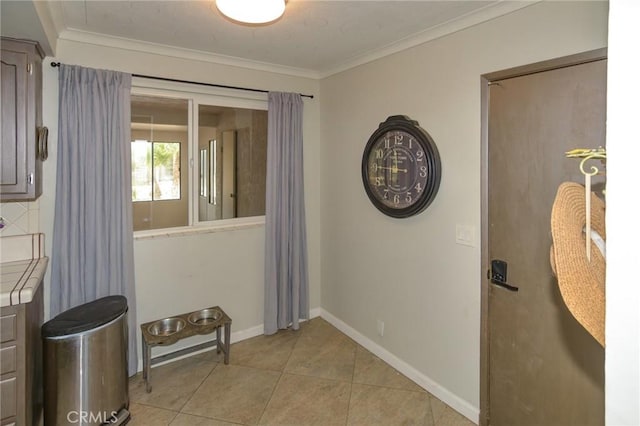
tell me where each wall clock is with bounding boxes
[361,115,441,218]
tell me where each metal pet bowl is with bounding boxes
[188,308,222,326]
[147,317,186,337]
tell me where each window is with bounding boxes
[130,92,267,232]
[132,141,181,202]
[197,104,268,222]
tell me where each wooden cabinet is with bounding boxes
[0,284,44,426]
[1,37,45,202]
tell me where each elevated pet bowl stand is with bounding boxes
[140,306,232,393]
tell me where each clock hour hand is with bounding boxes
[376,165,407,173]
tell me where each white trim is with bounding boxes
[320,308,480,425]
[309,307,322,319]
[32,0,59,55]
[132,216,265,241]
[57,28,321,79]
[188,98,195,229]
[131,78,270,108]
[136,307,322,371]
[52,2,538,80]
[133,307,477,423]
[317,1,538,78]
[130,83,262,104]
[43,0,67,39]
[128,84,270,237]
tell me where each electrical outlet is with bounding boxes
[377,320,384,337]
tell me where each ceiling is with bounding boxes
[1,1,536,78]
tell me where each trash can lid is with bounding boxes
[42,295,128,338]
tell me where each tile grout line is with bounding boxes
[175,358,220,415]
[166,410,180,426]
[256,327,303,425]
[257,370,285,425]
[128,402,180,425]
[171,410,247,426]
[429,395,439,426]
[130,318,463,426]
[343,344,359,426]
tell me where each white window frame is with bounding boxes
[131,78,268,239]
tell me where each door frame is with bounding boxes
[479,48,607,426]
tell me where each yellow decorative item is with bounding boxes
[565,147,606,158]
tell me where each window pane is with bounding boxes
[198,105,267,222]
[131,141,152,202]
[131,95,189,231]
[131,94,267,231]
[153,142,180,200]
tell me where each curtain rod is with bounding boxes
[50,62,314,99]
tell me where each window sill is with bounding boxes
[133,216,265,241]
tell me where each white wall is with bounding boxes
[605,1,640,425]
[319,1,608,421]
[39,39,322,360]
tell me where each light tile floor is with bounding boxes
[128,317,475,426]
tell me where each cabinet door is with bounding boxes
[1,48,29,195]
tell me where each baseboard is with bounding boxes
[136,307,323,372]
[309,306,322,319]
[320,308,480,425]
[134,308,479,423]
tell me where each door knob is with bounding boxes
[488,259,519,292]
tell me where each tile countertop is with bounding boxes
[0,233,48,307]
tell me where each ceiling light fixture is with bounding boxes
[215,0,286,25]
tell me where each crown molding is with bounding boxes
[52,1,539,81]
[57,28,322,79]
[317,1,540,78]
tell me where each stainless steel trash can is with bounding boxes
[42,296,130,425]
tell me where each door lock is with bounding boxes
[488,259,519,292]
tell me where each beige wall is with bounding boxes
[319,1,608,419]
[32,0,624,423]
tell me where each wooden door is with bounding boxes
[483,56,606,425]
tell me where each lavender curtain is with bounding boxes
[264,92,309,335]
[50,64,138,374]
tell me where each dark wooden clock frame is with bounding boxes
[361,115,441,218]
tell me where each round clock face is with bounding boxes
[362,116,441,218]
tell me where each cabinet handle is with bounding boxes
[37,126,48,161]
[28,173,34,185]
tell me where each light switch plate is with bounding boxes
[455,224,475,247]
